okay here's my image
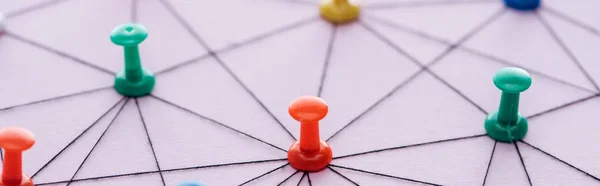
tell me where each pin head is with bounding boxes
[289,96,328,122]
[503,0,540,11]
[493,67,532,93]
[0,126,35,151]
[110,23,148,47]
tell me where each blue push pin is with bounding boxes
[177,181,205,186]
[504,0,540,11]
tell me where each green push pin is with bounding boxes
[111,23,155,97]
[485,67,532,143]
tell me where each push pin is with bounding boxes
[287,96,332,172]
[0,126,35,186]
[485,67,532,142]
[320,0,360,24]
[111,23,155,97]
[504,0,541,11]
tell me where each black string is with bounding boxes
[327,8,507,142]
[213,16,320,55]
[36,158,288,185]
[306,172,312,186]
[447,8,508,54]
[154,54,212,75]
[426,69,489,114]
[0,86,112,112]
[5,0,72,18]
[536,12,600,92]
[364,11,596,94]
[278,170,300,186]
[31,97,126,178]
[156,16,319,76]
[363,0,498,10]
[134,98,165,186]
[417,7,506,114]
[527,94,599,120]
[157,0,298,141]
[459,46,596,93]
[297,172,307,186]
[325,69,426,142]
[429,9,508,68]
[164,158,288,173]
[333,134,487,160]
[364,15,453,46]
[329,164,440,186]
[482,141,498,186]
[156,0,212,50]
[316,25,338,97]
[66,98,130,186]
[327,166,359,186]
[541,6,600,37]
[514,142,533,186]
[4,31,115,75]
[362,6,506,68]
[149,95,287,152]
[239,163,289,185]
[519,141,600,181]
[215,54,299,141]
[4,32,115,75]
[362,17,490,117]
[359,20,425,67]
[362,14,459,74]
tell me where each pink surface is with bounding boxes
[0,0,599,185]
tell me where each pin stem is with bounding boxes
[2,151,22,184]
[300,121,320,153]
[124,46,143,82]
[497,92,520,125]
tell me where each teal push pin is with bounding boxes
[485,67,532,143]
[111,23,155,97]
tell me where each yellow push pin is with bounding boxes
[320,0,360,24]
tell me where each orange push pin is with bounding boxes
[0,126,35,186]
[287,96,332,172]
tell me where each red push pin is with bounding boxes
[287,96,332,172]
[0,126,35,186]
